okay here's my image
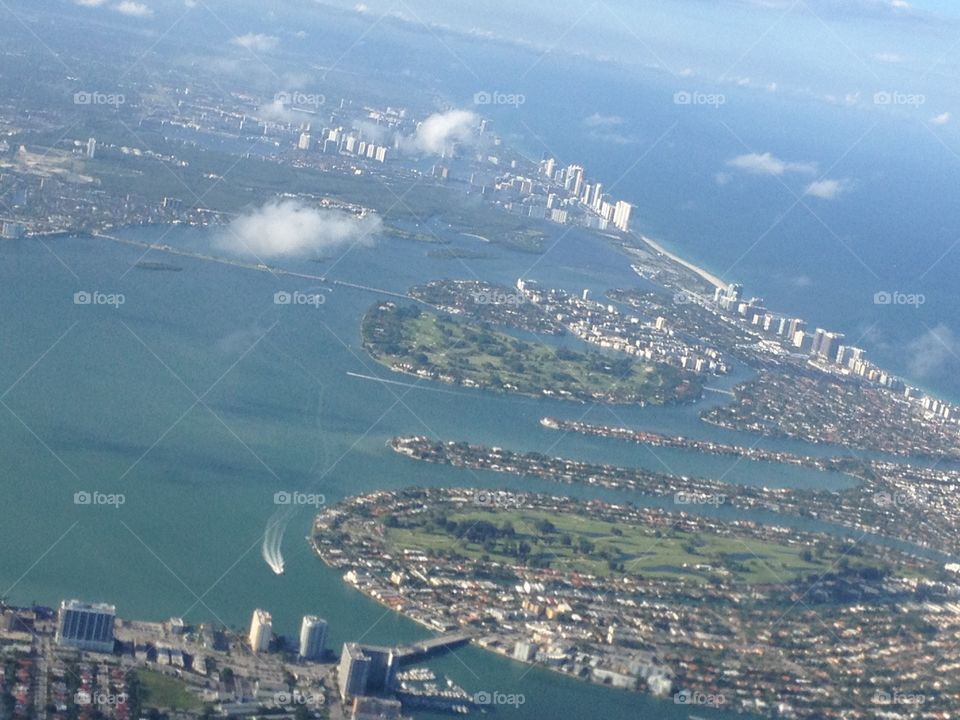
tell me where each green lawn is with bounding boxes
[364,306,701,405]
[136,669,203,711]
[387,508,862,585]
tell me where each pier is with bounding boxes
[393,632,473,661]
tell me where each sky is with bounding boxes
[40,0,960,131]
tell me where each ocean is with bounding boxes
[3,11,958,718]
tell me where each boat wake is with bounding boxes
[262,511,290,575]
[261,387,331,577]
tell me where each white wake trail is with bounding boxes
[261,512,290,575]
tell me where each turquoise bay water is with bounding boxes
[0,225,900,720]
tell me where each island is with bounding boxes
[312,487,956,719]
[361,301,702,405]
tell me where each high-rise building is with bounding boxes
[590,183,604,211]
[811,329,845,361]
[297,133,311,150]
[299,616,328,661]
[612,200,633,232]
[338,643,372,700]
[599,200,614,222]
[1,221,26,240]
[541,157,556,178]
[85,138,97,160]
[787,318,806,340]
[55,600,115,653]
[513,640,538,662]
[793,331,814,354]
[248,609,272,653]
[564,164,584,196]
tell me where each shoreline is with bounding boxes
[636,233,726,290]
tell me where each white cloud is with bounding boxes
[215,200,381,258]
[908,324,959,380]
[727,152,817,176]
[583,113,624,128]
[588,131,639,145]
[931,112,951,125]
[73,0,108,6]
[113,1,153,17]
[256,99,297,122]
[804,178,849,200]
[409,109,478,155]
[231,34,280,52]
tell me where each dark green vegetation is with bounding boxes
[133,669,203,711]
[384,507,886,585]
[362,303,702,404]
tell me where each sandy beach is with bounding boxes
[637,233,727,290]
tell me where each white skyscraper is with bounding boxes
[612,200,633,232]
[248,609,272,653]
[299,615,328,661]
